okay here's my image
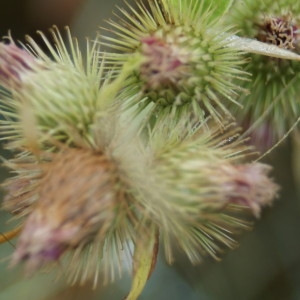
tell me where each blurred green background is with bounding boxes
[0,1,300,299]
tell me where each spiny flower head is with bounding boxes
[0,27,140,285]
[10,148,118,273]
[3,145,143,285]
[0,26,123,151]
[225,0,300,150]
[102,0,248,126]
[133,118,279,263]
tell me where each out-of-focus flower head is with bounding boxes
[0,26,112,151]
[140,117,278,263]
[224,0,300,151]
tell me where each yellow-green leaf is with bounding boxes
[125,225,159,300]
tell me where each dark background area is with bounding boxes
[0,1,300,299]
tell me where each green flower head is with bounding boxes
[0,26,131,152]
[101,0,249,126]
[138,117,278,263]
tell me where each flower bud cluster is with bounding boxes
[0,0,294,298]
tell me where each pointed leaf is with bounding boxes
[227,35,300,61]
[125,225,159,300]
